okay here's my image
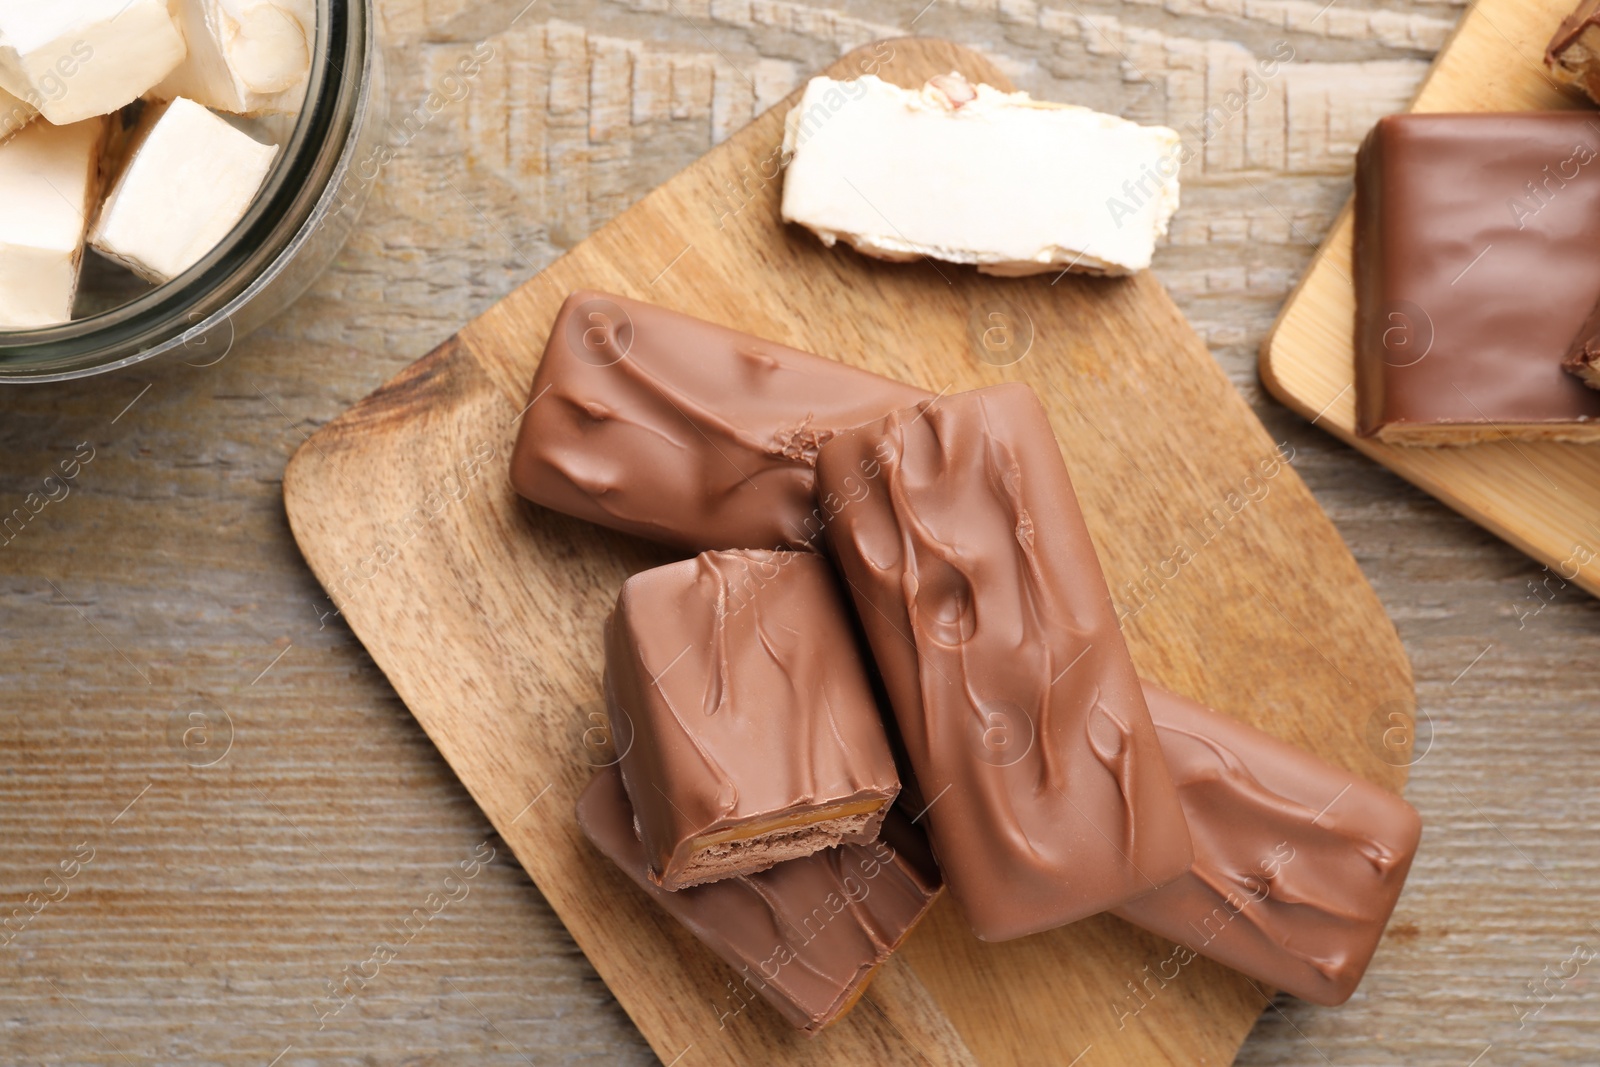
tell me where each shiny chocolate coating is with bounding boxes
[1114,684,1422,1006]
[576,765,941,1033]
[815,383,1193,941]
[1354,113,1600,439]
[510,290,929,550]
[608,550,900,890]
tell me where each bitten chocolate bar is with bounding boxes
[607,549,900,890]
[815,383,1192,941]
[1114,684,1422,1006]
[509,290,928,551]
[1353,113,1600,443]
[577,766,942,1034]
[1549,0,1600,105]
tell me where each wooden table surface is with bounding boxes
[3,0,1597,1064]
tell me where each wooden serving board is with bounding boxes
[1261,0,1600,596]
[284,39,1414,1067]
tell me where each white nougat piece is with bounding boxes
[0,0,187,125]
[90,97,278,284]
[156,0,314,115]
[780,73,1183,276]
[0,85,35,141]
[0,117,105,328]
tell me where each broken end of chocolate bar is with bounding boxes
[1565,345,1600,392]
[656,796,892,890]
[1564,290,1600,392]
[1369,419,1600,446]
[1548,0,1600,105]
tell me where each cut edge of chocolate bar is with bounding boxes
[1371,418,1600,446]
[662,796,891,890]
[1565,348,1600,392]
[1548,0,1600,105]
[1564,288,1600,393]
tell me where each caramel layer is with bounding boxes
[1373,420,1600,445]
[689,797,888,850]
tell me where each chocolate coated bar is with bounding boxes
[1113,684,1422,1006]
[815,383,1193,941]
[607,549,900,890]
[577,765,941,1033]
[1354,113,1600,443]
[510,290,928,550]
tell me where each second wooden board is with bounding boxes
[1261,0,1600,596]
[286,37,1414,1067]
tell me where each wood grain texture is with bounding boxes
[1260,0,1600,598]
[8,0,1600,1064]
[282,36,1413,1067]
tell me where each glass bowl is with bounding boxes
[0,0,384,383]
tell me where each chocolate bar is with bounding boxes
[607,549,900,890]
[1354,113,1600,443]
[1113,684,1422,1006]
[814,383,1193,941]
[577,765,942,1033]
[1549,0,1600,105]
[510,290,929,551]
